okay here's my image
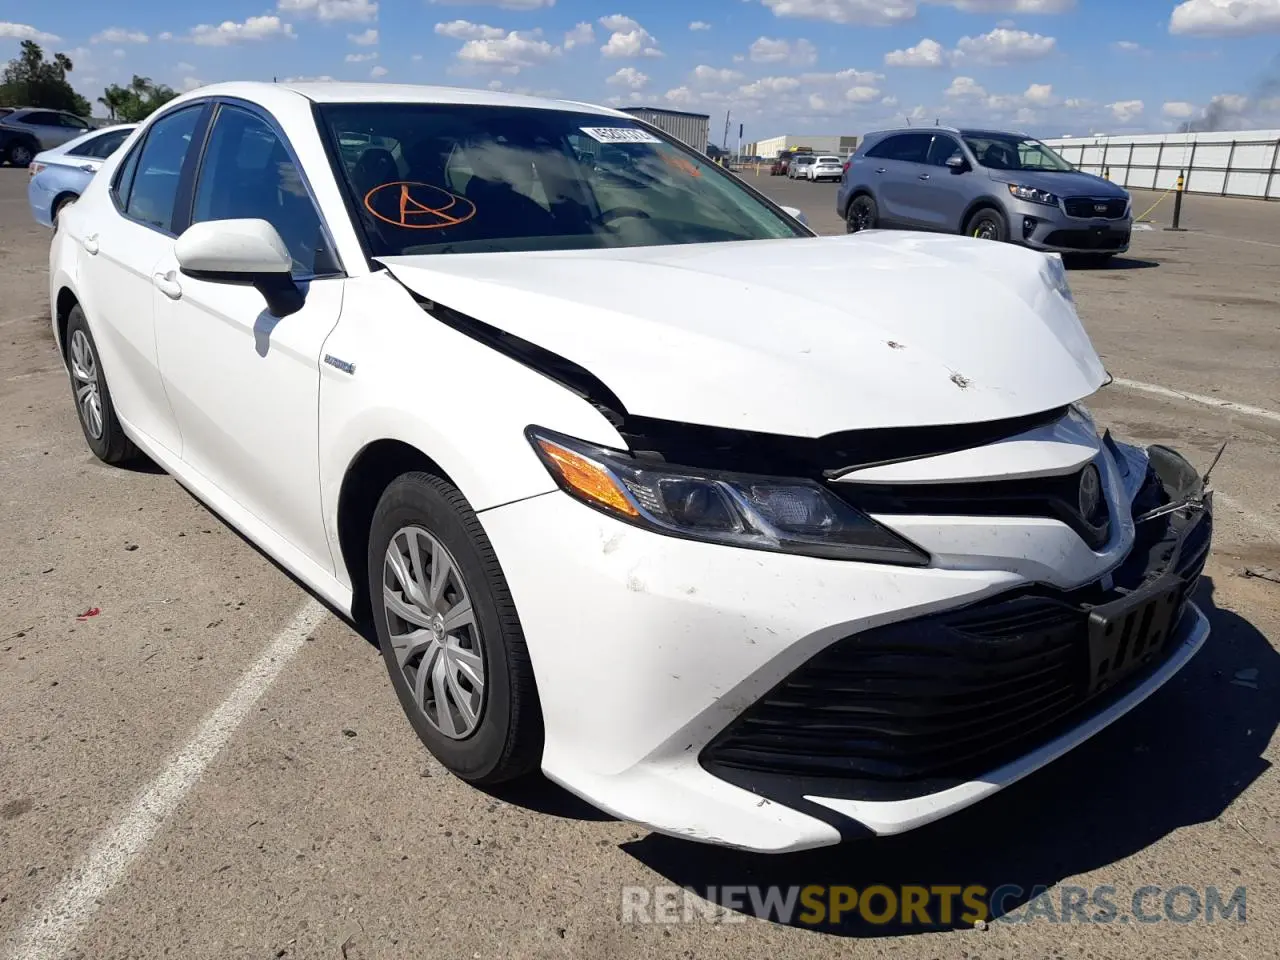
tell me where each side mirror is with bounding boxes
[779,205,809,227]
[946,154,970,173]
[175,218,304,317]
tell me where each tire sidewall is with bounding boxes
[367,475,521,782]
[65,306,123,461]
[966,208,1007,242]
[847,195,877,233]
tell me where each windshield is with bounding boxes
[317,103,806,256]
[962,134,1074,172]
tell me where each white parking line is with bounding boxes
[3,599,329,960]
[1111,378,1280,426]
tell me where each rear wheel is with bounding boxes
[845,195,878,233]
[965,208,1007,242]
[64,305,137,464]
[368,471,543,785]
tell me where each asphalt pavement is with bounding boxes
[2,168,1278,959]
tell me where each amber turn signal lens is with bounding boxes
[536,439,638,517]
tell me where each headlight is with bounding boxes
[527,428,929,565]
[1008,183,1059,206]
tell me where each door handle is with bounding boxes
[80,233,98,255]
[874,167,887,174]
[153,272,183,300]
[918,173,931,181]
[79,163,96,173]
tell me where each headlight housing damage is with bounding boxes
[1008,183,1059,206]
[527,427,929,565]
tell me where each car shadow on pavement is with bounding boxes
[620,575,1277,938]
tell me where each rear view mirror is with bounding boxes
[175,219,304,317]
[946,153,969,172]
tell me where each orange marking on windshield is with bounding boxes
[661,153,702,177]
[363,181,477,230]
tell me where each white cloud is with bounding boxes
[761,0,916,26]
[1210,92,1249,113]
[689,20,711,30]
[426,0,555,8]
[457,29,560,72]
[955,27,1056,64]
[189,16,296,46]
[693,64,743,83]
[599,15,662,58]
[370,64,388,78]
[563,22,594,49]
[349,28,378,45]
[176,61,195,72]
[0,22,59,42]
[1064,97,1092,109]
[607,65,648,88]
[881,94,899,107]
[885,37,947,67]
[749,36,817,65]
[938,0,1074,10]
[1163,101,1196,118]
[158,32,173,41]
[284,74,336,81]
[435,20,505,39]
[91,28,149,44]
[1170,0,1280,36]
[800,66,883,84]
[1023,82,1054,105]
[180,76,203,91]
[277,0,378,22]
[112,48,126,58]
[1112,39,1143,51]
[845,85,881,103]
[945,75,987,98]
[738,75,802,98]
[345,50,379,61]
[664,85,694,105]
[1107,99,1144,122]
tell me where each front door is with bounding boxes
[152,101,344,572]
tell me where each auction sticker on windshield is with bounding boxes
[580,127,662,144]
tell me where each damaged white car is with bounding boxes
[50,82,1213,853]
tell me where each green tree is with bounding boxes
[0,41,91,116]
[102,76,178,123]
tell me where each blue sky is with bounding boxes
[4,0,1280,138]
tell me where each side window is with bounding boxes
[60,114,90,129]
[124,106,202,231]
[22,111,58,127]
[69,129,131,160]
[926,136,962,167]
[866,134,930,163]
[192,105,338,277]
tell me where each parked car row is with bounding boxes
[46,82,1210,854]
[836,125,1134,259]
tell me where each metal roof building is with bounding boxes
[620,107,710,155]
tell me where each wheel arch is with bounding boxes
[50,191,79,222]
[840,186,875,218]
[959,197,1008,234]
[54,286,80,359]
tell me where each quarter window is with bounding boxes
[865,133,932,164]
[123,106,203,232]
[191,105,338,277]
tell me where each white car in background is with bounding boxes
[806,155,844,182]
[49,82,1212,853]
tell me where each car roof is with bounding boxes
[184,80,627,119]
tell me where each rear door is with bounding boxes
[866,133,932,225]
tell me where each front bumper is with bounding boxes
[480,445,1211,852]
[1007,197,1132,254]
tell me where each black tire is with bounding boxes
[845,194,878,233]
[64,305,138,464]
[964,207,1007,242]
[368,471,543,785]
[51,193,77,228]
[6,141,35,168]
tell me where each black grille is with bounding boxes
[1045,228,1130,250]
[1063,197,1128,219]
[701,475,1211,802]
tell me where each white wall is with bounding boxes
[1043,129,1280,199]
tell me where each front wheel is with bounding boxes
[6,142,34,168]
[845,195,878,233]
[964,208,1008,242]
[368,472,543,785]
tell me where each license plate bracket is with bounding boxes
[1086,578,1182,694]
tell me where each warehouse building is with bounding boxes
[620,107,710,155]
[755,133,859,159]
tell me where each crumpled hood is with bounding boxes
[984,167,1130,198]
[379,232,1106,438]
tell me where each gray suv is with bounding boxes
[0,108,93,167]
[837,126,1132,258]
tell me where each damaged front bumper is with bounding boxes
[481,439,1212,852]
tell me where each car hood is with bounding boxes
[984,167,1129,198]
[378,232,1105,438]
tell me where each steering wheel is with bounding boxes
[600,206,653,225]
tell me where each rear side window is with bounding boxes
[866,133,931,164]
[121,106,202,231]
[20,111,59,126]
[69,128,132,160]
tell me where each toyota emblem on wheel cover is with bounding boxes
[1079,464,1103,520]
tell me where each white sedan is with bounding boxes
[50,82,1213,853]
[806,155,845,182]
